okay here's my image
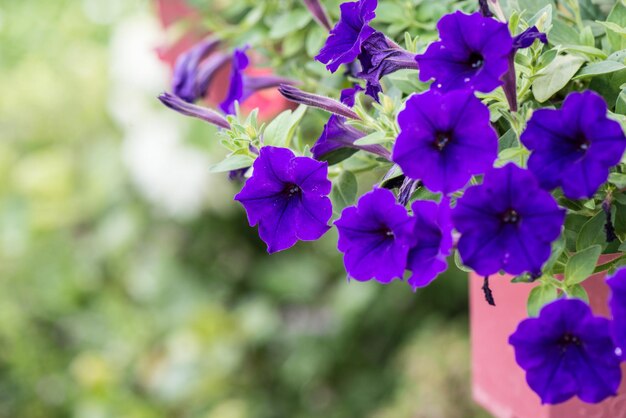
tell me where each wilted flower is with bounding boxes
[415,12,513,93]
[509,299,622,404]
[158,92,231,129]
[316,0,377,73]
[357,31,419,99]
[512,26,548,49]
[310,86,390,163]
[452,164,564,276]
[335,188,415,283]
[234,147,332,253]
[172,37,221,102]
[392,89,497,194]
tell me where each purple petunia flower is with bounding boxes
[234,146,332,253]
[415,12,513,93]
[335,188,415,283]
[315,0,377,73]
[509,299,622,404]
[172,37,222,102]
[220,47,295,115]
[311,86,390,163]
[357,31,419,99]
[392,89,498,194]
[278,84,361,120]
[452,164,565,276]
[406,200,452,290]
[520,91,626,199]
[607,267,626,357]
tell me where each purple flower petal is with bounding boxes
[416,12,513,93]
[172,37,220,102]
[607,267,626,358]
[315,0,378,73]
[452,164,565,276]
[234,146,332,253]
[521,91,626,199]
[335,188,415,283]
[509,299,622,404]
[392,89,498,194]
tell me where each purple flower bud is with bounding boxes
[512,26,548,50]
[301,0,333,31]
[478,0,494,17]
[158,92,231,129]
[357,31,419,99]
[219,47,296,115]
[172,37,220,102]
[278,85,361,120]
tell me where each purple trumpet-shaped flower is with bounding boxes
[278,85,360,120]
[335,188,415,283]
[520,91,626,199]
[310,86,390,163]
[406,200,452,290]
[220,47,296,115]
[302,0,332,31]
[392,89,498,194]
[158,92,231,129]
[415,12,513,93]
[172,37,221,102]
[452,164,565,276]
[316,0,377,73]
[509,299,622,404]
[234,146,332,253]
[357,31,419,99]
[607,267,626,357]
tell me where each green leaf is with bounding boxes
[576,211,607,251]
[544,235,566,271]
[305,26,326,58]
[210,154,254,173]
[263,106,306,148]
[609,172,626,188]
[589,68,626,105]
[269,10,311,39]
[565,244,602,285]
[574,60,626,78]
[565,284,590,303]
[330,171,357,217]
[353,131,387,146]
[527,284,559,317]
[532,55,586,102]
[606,1,626,52]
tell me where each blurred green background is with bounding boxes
[0,1,488,417]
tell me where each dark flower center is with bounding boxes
[283,183,302,197]
[558,332,582,353]
[383,228,395,238]
[434,132,452,151]
[501,209,520,224]
[468,52,484,70]
[574,134,591,152]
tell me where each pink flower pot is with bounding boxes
[470,255,626,418]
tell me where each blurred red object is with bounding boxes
[154,0,291,120]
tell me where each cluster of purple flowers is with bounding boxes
[160,0,626,407]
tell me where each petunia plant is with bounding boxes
[159,0,626,406]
